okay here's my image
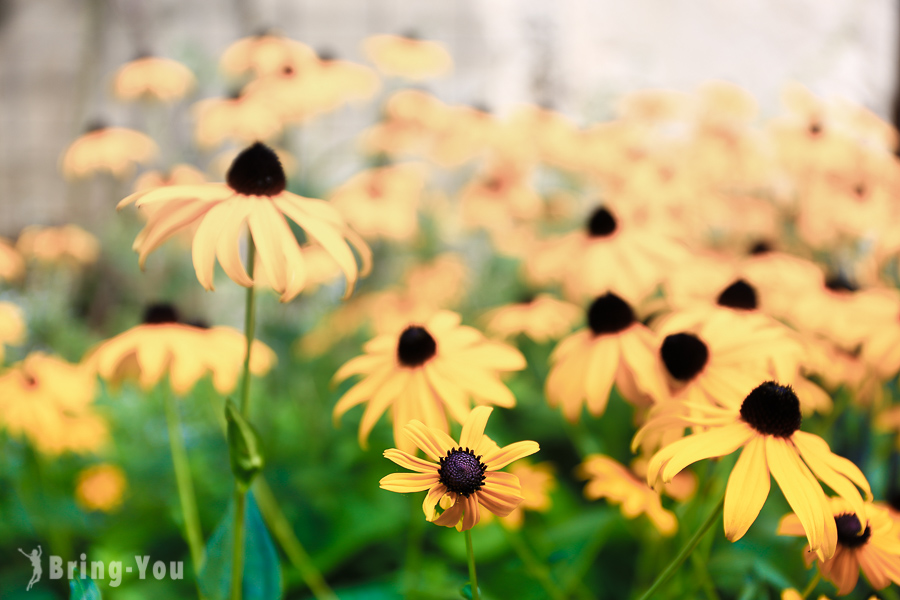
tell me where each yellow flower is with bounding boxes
[220,32,317,78]
[579,454,677,536]
[61,124,158,179]
[501,461,555,529]
[779,499,900,595]
[333,311,525,453]
[483,294,581,343]
[380,406,539,531]
[85,304,276,395]
[546,293,668,421]
[645,382,872,560]
[118,142,370,302]
[363,33,452,80]
[16,225,100,266]
[0,302,25,363]
[0,237,25,281]
[111,55,196,102]
[76,464,127,512]
[192,94,282,149]
[0,352,107,456]
[133,164,207,193]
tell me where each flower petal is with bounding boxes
[648,422,754,484]
[723,435,769,541]
[384,448,437,473]
[379,472,440,493]
[481,440,540,471]
[404,419,457,461]
[459,406,493,451]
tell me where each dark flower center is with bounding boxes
[586,207,618,237]
[739,381,802,437]
[85,120,107,133]
[825,274,858,294]
[660,333,709,381]
[835,513,871,549]
[587,293,635,335]
[717,279,758,310]
[809,122,822,136]
[397,326,437,367]
[317,48,337,62]
[226,142,287,197]
[749,241,772,255]
[438,447,487,497]
[142,303,180,324]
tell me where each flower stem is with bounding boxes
[253,478,338,600]
[799,572,821,599]
[231,240,257,600]
[635,495,725,600]
[163,386,205,573]
[465,529,481,600]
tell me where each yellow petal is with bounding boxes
[723,435,770,541]
[459,406,493,451]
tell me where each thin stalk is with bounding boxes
[799,572,821,600]
[231,240,257,600]
[635,495,724,600]
[163,386,205,573]
[464,529,481,600]
[253,478,338,600]
[503,528,566,600]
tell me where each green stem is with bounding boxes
[503,528,566,600]
[465,529,481,600]
[253,478,338,600]
[799,572,821,600]
[635,495,724,600]
[163,386,206,573]
[231,240,257,600]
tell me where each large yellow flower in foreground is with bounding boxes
[118,142,370,301]
[380,406,539,531]
[85,304,275,395]
[779,499,900,595]
[333,311,525,453]
[646,381,871,560]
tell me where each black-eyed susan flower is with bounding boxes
[363,33,452,80]
[16,224,100,266]
[500,461,555,529]
[0,237,25,281]
[0,352,107,456]
[192,93,283,149]
[333,311,525,454]
[118,142,370,301]
[645,381,872,560]
[579,454,677,536]
[220,32,317,79]
[379,406,539,531]
[483,294,581,343]
[779,499,900,595]
[428,104,496,168]
[85,304,275,395]
[545,293,668,421]
[111,55,196,102]
[0,302,25,363]
[61,124,158,179]
[361,89,449,157]
[75,464,127,512]
[133,164,207,193]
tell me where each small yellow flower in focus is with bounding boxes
[111,55,196,102]
[0,237,25,282]
[380,406,539,531]
[0,302,26,363]
[16,225,100,266]
[76,464,127,512]
[580,454,677,536]
[118,142,371,302]
[85,304,276,395]
[483,294,581,343]
[0,352,107,456]
[61,124,158,179]
[363,33,452,80]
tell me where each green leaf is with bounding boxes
[69,569,102,600]
[226,399,265,490]
[459,583,473,599]
[198,491,282,600]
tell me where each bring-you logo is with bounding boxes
[18,546,183,591]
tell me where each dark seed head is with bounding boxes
[397,326,437,367]
[825,274,858,294]
[226,142,286,197]
[739,381,802,437]
[587,293,635,335]
[835,513,871,548]
[749,240,772,255]
[438,448,487,497]
[717,279,758,310]
[586,207,618,237]
[85,120,107,133]
[317,48,337,62]
[809,122,822,136]
[660,333,709,381]
[142,303,180,324]
[401,29,421,40]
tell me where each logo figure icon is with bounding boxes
[18,546,42,591]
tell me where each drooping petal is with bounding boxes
[422,484,448,521]
[459,494,480,531]
[723,435,770,541]
[358,369,411,446]
[383,448,438,473]
[648,422,754,484]
[793,431,869,529]
[433,494,464,527]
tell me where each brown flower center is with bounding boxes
[716,279,758,310]
[835,513,871,549]
[226,142,286,197]
[586,207,618,237]
[660,333,709,381]
[438,448,487,497]
[142,303,180,324]
[397,326,437,367]
[587,293,635,335]
[739,381,801,437]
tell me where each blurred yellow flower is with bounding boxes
[133,164,207,193]
[363,33,452,80]
[483,294,581,343]
[220,32,317,78]
[500,461,555,529]
[192,93,282,149]
[0,237,25,281]
[16,224,100,266]
[0,302,25,363]
[118,142,370,301]
[76,464,127,512]
[61,124,158,179]
[111,55,196,102]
